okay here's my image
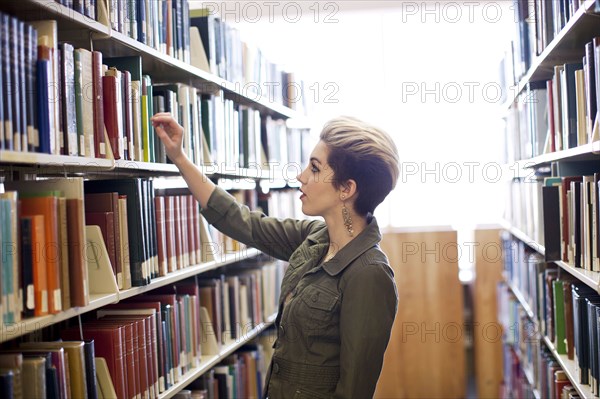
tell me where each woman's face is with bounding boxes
[296,140,341,218]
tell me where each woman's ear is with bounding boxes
[340,179,358,200]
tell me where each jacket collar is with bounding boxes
[306,216,382,277]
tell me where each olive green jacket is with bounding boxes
[201,187,398,399]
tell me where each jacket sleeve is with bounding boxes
[333,262,398,399]
[200,186,318,261]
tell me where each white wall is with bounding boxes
[208,1,516,229]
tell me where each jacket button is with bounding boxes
[311,293,319,302]
[273,362,280,374]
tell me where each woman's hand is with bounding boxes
[151,112,186,165]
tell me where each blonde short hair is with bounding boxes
[320,116,399,215]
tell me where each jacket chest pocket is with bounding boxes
[298,285,340,334]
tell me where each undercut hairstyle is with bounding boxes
[320,116,400,216]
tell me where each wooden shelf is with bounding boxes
[160,313,277,399]
[0,293,119,344]
[505,0,600,107]
[501,222,600,293]
[118,248,262,301]
[543,336,594,399]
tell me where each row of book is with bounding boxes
[105,0,190,65]
[0,13,310,167]
[503,177,545,247]
[53,0,98,21]
[203,92,311,170]
[502,234,600,396]
[506,0,595,88]
[0,258,284,399]
[51,1,309,113]
[542,173,600,272]
[189,8,308,113]
[183,342,273,399]
[0,339,97,399]
[503,38,600,163]
[0,175,297,326]
[499,284,581,399]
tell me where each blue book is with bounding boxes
[8,16,19,151]
[137,0,147,44]
[25,24,38,152]
[1,13,11,150]
[37,59,52,154]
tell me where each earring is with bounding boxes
[341,199,354,237]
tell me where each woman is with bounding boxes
[151,113,399,399]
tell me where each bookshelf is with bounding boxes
[160,312,277,399]
[0,0,306,397]
[501,0,600,397]
[503,0,600,109]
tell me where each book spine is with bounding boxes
[17,21,27,152]
[9,17,20,151]
[62,43,77,156]
[92,51,106,158]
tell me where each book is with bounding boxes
[85,191,122,289]
[6,177,89,308]
[83,340,98,399]
[30,20,59,154]
[60,42,78,156]
[103,67,124,160]
[92,51,106,158]
[18,196,62,314]
[20,341,88,398]
[61,325,127,399]
[0,354,22,399]
[85,178,150,286]
[104,56,143,161]
[74,48,94,157]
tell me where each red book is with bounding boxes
[99,304,161,397]
[122,70,133,161]
[62,326,126,399]
[180,195,189,268]
[154,196,167,277]
[137,294,181,378]
[102,70,123,160]
[82,320,137,399]
[121,299,167,391]
[164,196,176,273]
[96,316,150,399]
[174,196,183,269]
[187,195,197,266]
[92,51,106,158]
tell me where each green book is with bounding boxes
[553,279,566,354]
[141,93,149,163]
